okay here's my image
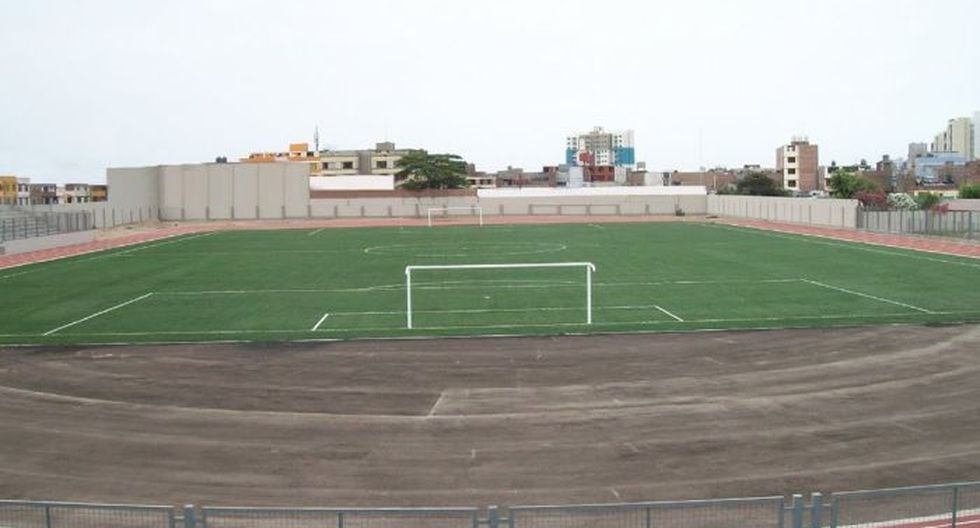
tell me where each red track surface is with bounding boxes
[877,512,980,528]
[718,218,980,259]
[2,215,978,272]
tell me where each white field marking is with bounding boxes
[307,227,326,236]
[610,488,622,500]
[427,392,446,418]
[363,242,567,257]
[654,305,685,322]
[311,312,330,331]
[704,223,980,268]
[801,279,935,314]
[153,278,806,298]
[105,232,216,258]
[38,310,980,339]
[328,304,681,317]
[43,293,155,336]
[0,269,38,281]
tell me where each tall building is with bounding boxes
[565,127,635,167]
[974,111,980,160]
[775,137,819,193]
[931,117,974,160]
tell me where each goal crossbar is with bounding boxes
[427,206,483,227]
[404,262,596,329]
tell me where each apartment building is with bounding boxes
[0,176,16,205]
[932,117,974,160]
[30,183,58,204]
[776,137,820,193]
[17,178,31,205]
[565,127,636,168]
[319,142,413,177]
[90,185,108,202]
[64,183,91,204]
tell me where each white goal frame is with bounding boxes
[427,206,483,227]
[404,262,596,329]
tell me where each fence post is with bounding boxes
[487,506,500,528]
[183,505,196,528]
[792,494,805,528]
[952,485,959,528]
[338,511,345,528]
[44,504,52,528]
[811,493,823,528]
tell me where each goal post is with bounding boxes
[404,262,596,329]
[427,206,483,227]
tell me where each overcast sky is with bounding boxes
[1,0,979,184]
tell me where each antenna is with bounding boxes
[314,125,320,153]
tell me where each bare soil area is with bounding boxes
[1,324,979,506]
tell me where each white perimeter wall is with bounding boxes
[157,163,310,220]
[707,195,859,228]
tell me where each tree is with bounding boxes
[736,172,785,196]
[396,150,469,190]
[959,183,980,199]
[914,192,942,210]
[827,171,879,199]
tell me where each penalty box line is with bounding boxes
[800,279,935,314]
[43,292,155,336]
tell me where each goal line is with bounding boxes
[427,206,483,227]
[404,262,596,329]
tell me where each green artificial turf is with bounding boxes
[1,222,978,345]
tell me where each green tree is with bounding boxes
[914,192,942,210]
[396,150,469,190]
[736,172,785,196]
[827,171,880,199]
[959,183,980,199]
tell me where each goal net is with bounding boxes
[403,262,595,329]
[427,206,484,227]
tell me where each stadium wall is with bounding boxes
[707,195,859,228]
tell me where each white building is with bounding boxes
[565,126,636,168]
[16,177,30,205]
[932,117,974,160]
[974,111,980,160]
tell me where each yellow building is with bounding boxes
[241,143,319,174]
[0,176,18,205]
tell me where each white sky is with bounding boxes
[1,0,978,184]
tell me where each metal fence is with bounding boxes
[4,480,980,528]
[857,208,978,239]
[199,507,479,528]
[0,500,176,528]
[0,208,94,242]
[508,496,786,528]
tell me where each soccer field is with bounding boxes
[1,222,978,345]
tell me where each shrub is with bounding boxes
[856,191,887,210]
[887,193,918,210]
[914,192,942,210]
[960,183,980,199]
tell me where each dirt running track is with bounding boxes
[1,324,979,506]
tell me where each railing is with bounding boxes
[2,480,979,528]
[857,208,978,239]
[0,208,94,242]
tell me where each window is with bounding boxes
[787,168,797,175]
[376,160,388,169]
[342,161,354,169]
[787,180,797,188]
[787,156,796,163]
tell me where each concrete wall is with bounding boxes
[155,162,310,221]
[707,195,859,228]
[0,230,96,256]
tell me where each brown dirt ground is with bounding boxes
[1,324,979,507]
